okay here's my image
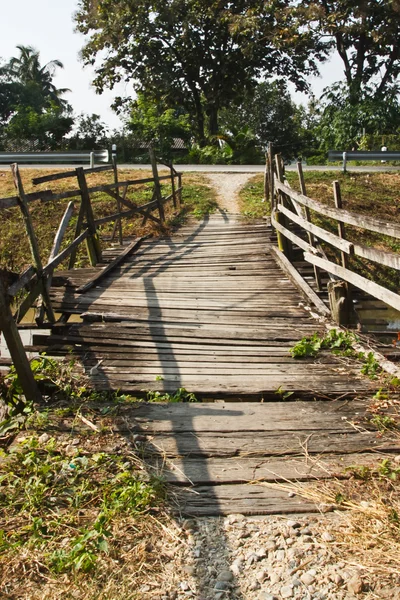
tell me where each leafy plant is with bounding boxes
[361,352,381,380]
[146,387,198,403]
[290,329,356,359]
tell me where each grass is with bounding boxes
[0,168,217,275]
[238,174,270,218]
[0,355,189,599]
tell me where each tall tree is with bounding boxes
[302,0,400,103]
[75,0,325,146]
[0,46,73,149]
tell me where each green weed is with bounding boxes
[146,387,199,403]
[290,329,356,359]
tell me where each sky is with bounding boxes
[0,0,346,129]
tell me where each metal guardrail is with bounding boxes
[0,149,110,166]
[328,150,400,173]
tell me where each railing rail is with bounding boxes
[266,146,400,324]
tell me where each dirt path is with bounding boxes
[206,172,255,213]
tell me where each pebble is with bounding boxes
[347,573,364,594]
[321,531,335,542]
[38,433,50,444]
[301,572,316,586]
[280,585,293,598]
[217,570,233,582]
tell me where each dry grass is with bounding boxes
[0,167,217,274]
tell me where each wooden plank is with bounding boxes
[278,203,354,254]
[305,252,400,313]
[149,148,165,222]
[96,401,369,433]
[175,484,317,516]
[93,200,159,227]
[43,230,89,275]
[269,247,331,316]
[76,167,101,265]
[156,453,393,484]
[353,242,400,270]
[140,430,398,458]
[76,236,149,293]
[11,164,55,323]
[7,266,36,297]
[271,211,319,255]
[32,164,114,185]
[275,179,400,239]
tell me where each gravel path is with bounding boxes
[205,173,255,213]
[144,514,397,599]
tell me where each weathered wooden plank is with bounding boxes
[140,430,398,458]
[174,484,318,516]
[275,179,400,239]
[305,252,400,313]
[96,401,369,433]
[156,453,393,484]
[76,236,149,293]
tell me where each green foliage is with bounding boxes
[0,45,73,149]
[290,329,356,358]
[67,113,109,150]
[75,0,325,146]
[239,175,269,219]
[369,414,398,433]
[126,93,191,160]
[0,436,164,573]
[346,460,400,482]
[361,352,381,380]
[146,387,198,403]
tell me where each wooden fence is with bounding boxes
[265,146,400,324]
[0,150,182,401]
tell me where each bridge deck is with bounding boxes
[38,213,371,397]
[29,214,396,516]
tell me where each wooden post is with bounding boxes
[11,164,55,323]
[332,180,353,315]
[297,162,323,291]
[328,280,353,326]
[268,142,275,210]
[170,164,177,209]
[274,154,292,259]
[0,277,42,403]
[111,155,123,245]
[149,148,165,222]
[333,181,349,270]
[178,173,183,207]
[76,167,101,265]
[263,152,270,204]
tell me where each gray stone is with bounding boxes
[256,548,267,559]
[292,578,301,588]
[330,573,344,586]
[179,582,190,592]
[321,531,335,542]
[286,520,301,529]
[217,570,233,582]
[270,572,281,585]
[275,549,285,562]
[38,433,50,444]
[280,585,294,598]
[248,581,261,591]
[247,553,259,565]
[214,581,229,591]
[301,573,316,586]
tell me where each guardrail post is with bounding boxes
[89,152,95,168]
[342,151,347,174]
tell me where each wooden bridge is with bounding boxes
[1,155,400,515]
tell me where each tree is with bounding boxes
[0,46,73,149]
[75,0,326,146]
[302,0,400,103]
[220,81,307,159]
[68,113,109,149]
[126,93,191,158]
[315,83,400,151]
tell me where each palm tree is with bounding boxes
[5,45,70,108]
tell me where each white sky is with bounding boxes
[0,0,346,128]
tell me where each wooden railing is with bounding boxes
[0,150,183,401]
[265,147,400,324]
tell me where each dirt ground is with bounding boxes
[205,173,254,212]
